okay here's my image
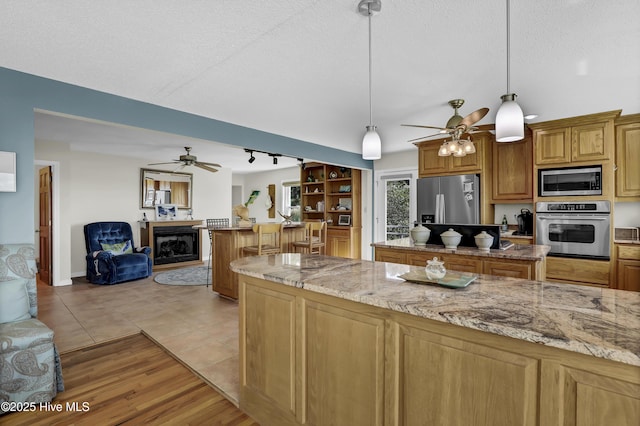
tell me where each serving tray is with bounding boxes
[399,270,477,289]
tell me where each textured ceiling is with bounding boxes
[2,0,640,172]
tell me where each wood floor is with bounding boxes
[3,334,258,425]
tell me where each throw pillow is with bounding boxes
[0,278,31,324]
[100,240,133,256]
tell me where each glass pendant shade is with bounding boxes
[463,139,476,154]
[438,143,450,156]
[362,125,381,160]
[496,94,524,142]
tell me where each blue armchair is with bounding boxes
[84,222,152,285]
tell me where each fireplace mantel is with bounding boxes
[140,220,203,271]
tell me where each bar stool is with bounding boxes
[206,218,229,287]
[242,222,284,256]
[293,221,326,255]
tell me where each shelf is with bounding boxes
[302,181,324,186]
[303,192,325,196]
[327,177,352,182]
[328,192,352,196]
[328,210,352,214]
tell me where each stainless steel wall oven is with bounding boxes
[535,201,610,260]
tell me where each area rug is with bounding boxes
[154,266,209,286]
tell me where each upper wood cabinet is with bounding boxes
[417,133,486,177]
[615,114,640,199]
[530,110,620,167]
[491,130,533,202]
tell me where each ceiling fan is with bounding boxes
[148,146,221,173]
[402,99,492,143]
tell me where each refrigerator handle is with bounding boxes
[441,194,445,223]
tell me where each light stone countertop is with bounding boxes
[230,254,640,366]
[372,237,550,261]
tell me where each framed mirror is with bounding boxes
[140,168,192,209]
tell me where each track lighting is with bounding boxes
[246,149,256,164]
[273,157,278,165]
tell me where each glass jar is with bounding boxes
[425,257,446,280]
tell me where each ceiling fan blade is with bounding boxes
[148,161,180,166]
[408,132,445,143]
[172,164,186,173]
[196,161,222,168]
[194,163,218,173]
[402,124,448,131]
[459,107,489,128]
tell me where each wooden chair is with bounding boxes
[242,222,284,256]
[206,218,229,287]
[293,221,326,255]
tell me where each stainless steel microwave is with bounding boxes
[539,166,602,197]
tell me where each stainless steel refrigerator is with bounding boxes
[417,174,480,224]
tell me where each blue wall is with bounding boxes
[0,67,372,243]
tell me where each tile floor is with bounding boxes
[36,272,242,405]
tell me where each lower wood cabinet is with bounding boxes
[546,256,610,287]
[374,247,544,280]
[326,226,361,259]
[616,244,640,292]
[239,275,640,426]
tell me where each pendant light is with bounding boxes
[495,0,524,142]
[359,0,382,160]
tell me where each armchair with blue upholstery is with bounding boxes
[84,222,152,285]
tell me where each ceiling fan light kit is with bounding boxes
[496,0,524,143]
[359,0,382,161]
[148,146,221,173]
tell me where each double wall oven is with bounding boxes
[536,201,610,260]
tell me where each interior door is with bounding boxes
[39,166,52,285]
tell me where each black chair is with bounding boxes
[206,218,230,287]
[84,222,152,285]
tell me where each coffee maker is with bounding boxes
[516,209,533,235]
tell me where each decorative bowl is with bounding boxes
[474,231,494,252]
[425,257,446,280]
[410,224,431,246]
[440,228,462,250]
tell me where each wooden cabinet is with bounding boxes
[616,244,640,292]
[491,131,533,201]
[546,256,610,287]
[239,274,640,426]
[326,226,361,259]
[301,162,361,258]
[530,110,620,166]
[615,114,640,199]
[503,236,532,245]
[373,246,544,280]
[417,134,485,177]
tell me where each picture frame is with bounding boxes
[155,204,177,220]
[338,185,351,193]
[338,197,352,210]
[0,151,17,192]
[338,214,351,226]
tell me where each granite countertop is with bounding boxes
[230,254,640,367]
[195,222,305,231]
[615,239,640,245]
[372,238,550,261]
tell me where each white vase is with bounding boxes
[440,228,462,250]
[474,231,494,252]
[410,224,431,246]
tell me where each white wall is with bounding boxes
[614,202,640,228]
[35,140,232,284]
[239,166,300,223]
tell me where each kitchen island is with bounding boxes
[373,237,550,280]
[231,254,639,426]
[198,223,305,298]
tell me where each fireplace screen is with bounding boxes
[153,226,199,265]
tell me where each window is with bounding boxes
[375,171,417,241]
[282,181,301,221]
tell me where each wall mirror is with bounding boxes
[140,168,192,209]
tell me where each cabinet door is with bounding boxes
[534,128,571,165]
[451,134,484,173]
[616,122,640,197]
[492,136,533,201]
[617,260,640,292]
[502,236,532,245]
[541,361,640,426]
[374,247,406,264]
[393,324,539,426]
[441,254,482,274]
[303,300,385,426]
[418,142,448,176]
[572,121,609,162]
[483,259,532,279]
[327,227,352,258]
[240,282,297,425]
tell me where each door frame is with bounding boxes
[374,168,418,243]
[35,160,65,286]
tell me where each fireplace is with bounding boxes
[152,226,200,266]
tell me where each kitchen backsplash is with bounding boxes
[494,204,534,226]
